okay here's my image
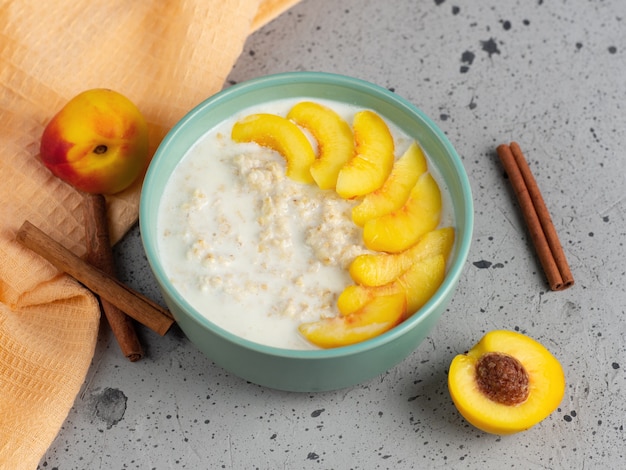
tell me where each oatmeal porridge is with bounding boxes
[157,98,452,349]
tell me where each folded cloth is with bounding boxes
[0,0,300,467]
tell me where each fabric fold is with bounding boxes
[0,275,100,469]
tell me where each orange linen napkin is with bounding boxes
[0,0,300,468]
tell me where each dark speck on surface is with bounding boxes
[480,38,501,57]
[434,0,445,5]
[502,20,511,30]
[460,50,475,73]
[452,6,460,15]
[307,452,320,460]
[608,46,617,54]
[461,50,475,65]
[311,409,325,417]
[612,362,620,369]
[473,260,492,269]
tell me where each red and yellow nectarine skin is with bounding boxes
[40,88,149,194]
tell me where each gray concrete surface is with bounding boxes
[39,0,626,468]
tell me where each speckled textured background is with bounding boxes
[40,0,625,468]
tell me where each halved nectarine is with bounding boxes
[351,141,428,226]
[448,330,566,435]
[287,101,354,190]
[231,113,315,184]
[363,172,442,253]
[298,293,406,348]
[338,254,446,318]
[335,110,395,199]
[349,227,455,286]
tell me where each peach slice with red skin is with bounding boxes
[448,330,566,435]
[231,113,315,184]
[335,110,395,199]
[351,141,428,226]
[287,101,354,190]
[338,254,446,318]
[298,293,406,349]
[349,227,455,286]
[363,172,442,253]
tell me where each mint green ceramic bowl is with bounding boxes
[140,72,473,392]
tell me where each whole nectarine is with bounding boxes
[40,88,149,194]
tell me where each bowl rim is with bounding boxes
[140,71,473,359]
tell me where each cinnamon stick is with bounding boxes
[496,142,574,291]
[83,193,143,362]
[16,220,175,335]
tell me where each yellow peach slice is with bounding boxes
[351,141,428,226]
[349,227,455,286]
[298,293,406,348]
[287,101,354,190]
[231,113,315,184]
[335,110,395,199]
[338,254,446,318]
[448,330,566,435]
[363,172,442,253]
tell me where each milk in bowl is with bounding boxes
[156,98,454,350]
